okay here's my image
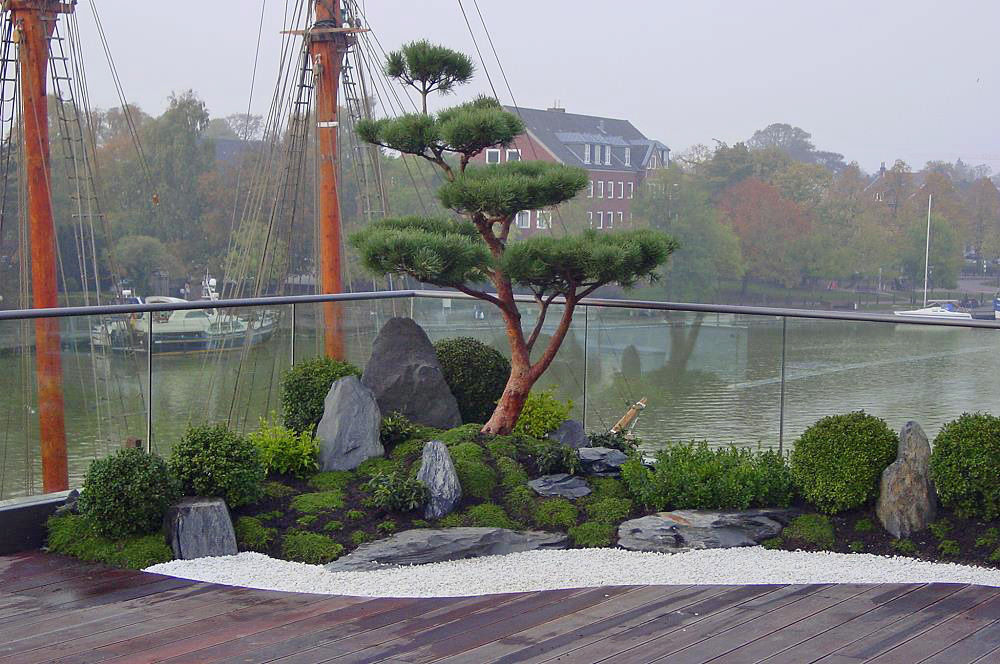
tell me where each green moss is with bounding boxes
[436,513,464,528]
[569,522,615,548]
[296,515,317,527]
[290,490,345,514]
[323,520,344,533]
[496,457,529,490]
[849,540,865,553]
[938,539,961,557]
[308,471,354,492]
[976,528,1000,549]
[534,498,578,530]
[351,530,369,545]
[234,517,276,553]
[376,520,397,534]
[761,537,783,550]
[411,519,429,528]
[892,538,918,555]
[356,457,401,479]
[255,509,283,522]
[990,548,1000,563]
[463,503,519,529]
[281,530,344,564]
[438,423,483,446]
[589,477,628,500]
[453,456,497,501]
[346,509,365,521]
[853,518,875,533]
[46,514,173,569]
[486,439,518,460]
[584,497,632,525]
[263,481,297,499]
[504,485,537,522]
[929,519,952,540]
[449,441,485,462]
[783,514,835,550]
[389,438,427,462]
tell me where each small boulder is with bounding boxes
[617,508,798,553]
[54,489,79,517]
[361,318,462,429]
[316,375,383,471]
[164,497,237,560]
[528,474,592,499]
[324,528,569,572]
[417,441,462,519]
[876,421,937,538]
[548,420,588,449]
[578,447,628,476]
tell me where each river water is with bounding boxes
[3,298,998,499]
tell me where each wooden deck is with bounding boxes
[1,552,999,663]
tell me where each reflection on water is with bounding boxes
[3,299,1000,499]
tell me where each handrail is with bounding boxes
[1,287,998,329]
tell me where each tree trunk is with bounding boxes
[482,361,532,435]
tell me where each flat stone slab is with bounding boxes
[324,527,569,572]
[528,474,592,499]
[578,447,628,476]
[617,508,800,553]
[164,497,237,560]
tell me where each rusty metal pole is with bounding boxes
[11,1,68,492]
[312,1,346,359]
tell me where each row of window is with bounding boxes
[583,144,631,167]
[485,148,521,164]
[588,180,633,199]
[515,209,551,230]
[588,211,625,229]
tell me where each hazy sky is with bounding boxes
[79,1,1000,174]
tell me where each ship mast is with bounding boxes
[8,0,70,492]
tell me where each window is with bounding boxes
[595,144,603,164]
[605,146,612,165]
[584,144,591,164]
[597,181,604,198]
[597,211,604,229]
[506,149,521,162]
[536,210,551,229]
[618,181,624,199]
[607,211,614,229]
[486,149,500,164]
[618,211,624,227]
[875,191,884,202]
[588,180,593,198]
[587,211,593,227]
[624,147,631,166]
[607,181,614,199]
[515,210,531,228]
[628,182,634,199]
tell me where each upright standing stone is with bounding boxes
[548,420,588,449]
[316,375,384,471]
[876,421,936,538]
[417,441,461,519]
[164,497,237,560]
[361,318,462,429]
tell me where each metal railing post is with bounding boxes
[146,313,153,453]
[778,316,787,454]
[290,302,296,367]
[582,306,589,432]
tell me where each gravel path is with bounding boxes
[145,548,1000,597]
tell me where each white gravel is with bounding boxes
[145,548,1000,597]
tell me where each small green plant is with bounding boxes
[587,430,638,453]
[849,541,865,553]
[376,519,397,534]
[930,413,1000,520]
[381,411,417,446]
[247,414,319,477]
[522,437,579,476]
[169,424,265,508]
[77,448,180,539]
[411,519,429,528]
[346,509,365,521]
[290,490,346,514]
[356,457,401,479]
[434,337,511,424]
[308,471,354,492]
[589,477,628,500]
[281,357,361,433]
[496,456,529,489]
[975,528,1000,549]
[783,514,835,550]
[854,518,875,534]
[351,530,369,545]
[461,503,519,529]
[281,530,344,564]
[263,481,297,499]
[928,519,952,540]
[486,439,518,460]
[990,548,1000,563]
[366,471,429,512]
[761,537,783,550]
[46,514,173,569]
[513,389,573,438]
[892,538,918,555]
[234,516,276,552]
[938,539,961,557]
[504,485,537,522]
[790,411,897,515]
[584,497,632,525]
[534,498,578,530]
[297,515,317,527]
[255,510,283,522]
[437,513,464,528]
[569,522,615,548]
[323,520,344,533]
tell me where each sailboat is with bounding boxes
[894,194,972,320]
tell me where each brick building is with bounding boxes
[469,105,670,235]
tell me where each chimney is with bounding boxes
[547,105,565,113]
[879,161,886,177]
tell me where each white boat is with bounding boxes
[893,303,972,320]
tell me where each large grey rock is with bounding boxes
[164,497,237,560]
[417,441,461,519]
[877,421,937,538]
[617,508,799,553]
[325,528,569,571]
[578,447,628,476]
[361,318,461,429]
[316,375,383,471]
[548,420,588,449]
[528,473,592,499]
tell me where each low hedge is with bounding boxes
[930,413,1000,519]
[434,337,510,424]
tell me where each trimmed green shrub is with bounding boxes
[77,448,180,539]
[169,424,265,508]
[928,519,952,540]
[47,514,173,569]
[460,503,519,529]
[513,389,573,438]
[589,477,629,500]
[496,456,529,489]
[504,485,537,522]
[790,411,897,515]
[534,498,578,529]
[281,531,344,564]
[281,357,361,433]
[381,412,417,446]
[366,471,429,512]
[248,415,319,477]
[854,518,874,534]
[892,538,918,555]
[783,514,835,550]
[291,490,345,514]
[585,497,632,525]
[308,471,354,492]
[569,522,615,548]
[234,516,276,552]
[434,337,511,424]
[930,413,1000,519]
[587,430,638,453]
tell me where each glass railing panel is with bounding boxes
[583,307,784,451]
[292,296,402,369]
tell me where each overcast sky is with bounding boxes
[79,0,999,174]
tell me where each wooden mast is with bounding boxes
[9,0,71,492]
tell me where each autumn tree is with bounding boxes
[352,43,675,434]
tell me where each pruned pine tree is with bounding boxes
[352,43,676,434]
[384,40,475,115]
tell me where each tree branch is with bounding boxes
[525,292,559,351]
[529,293,577,382]
[453,283,504,309]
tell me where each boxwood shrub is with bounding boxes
[434,337,511,424]
[790,412,897,514]
[513,389,573,438]
[169,424,265,508]
[280,357,361,433]
[930,412,1000,519]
